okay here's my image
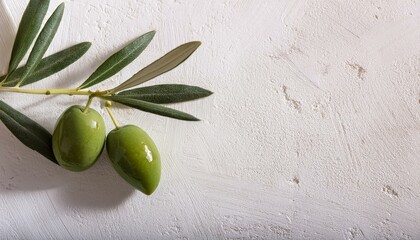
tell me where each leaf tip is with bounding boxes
[57,2,65,11]
[145,30,156,40]
[83,42,93,48]
[187,115,201,121]
[197,87,213,97]
[191,41,202,48]
[204,89,213,96]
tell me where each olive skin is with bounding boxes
[106,125,161,195]
[52,105,106,172]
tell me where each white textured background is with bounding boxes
[0,0,420,239]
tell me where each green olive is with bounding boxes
[106,125,161,195]
[52,105,106,172]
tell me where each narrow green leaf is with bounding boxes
[0,101,57,164]
[78,31,156,89]
[18,3,65,86]
[1,42,92,87]
[8,0,50,74]
[106,96,199,121]
[117,84,213,104]
[111,41,201,93]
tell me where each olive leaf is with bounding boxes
[78,31,156,89]
[7,0,50,74]
[110,41,201,93]
[117,84,213,104]
[0,101,57,164]
[17,3,65,87]
[1,42,91,87]
[106,96,199,121]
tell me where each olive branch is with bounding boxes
[0,0,212,164]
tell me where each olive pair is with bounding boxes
[52,105,161,195]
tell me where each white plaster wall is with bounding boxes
[0,0,419,239]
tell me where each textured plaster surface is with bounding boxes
[0,0,420,239]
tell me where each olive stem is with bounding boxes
[105,101,120,129]
[0,87,91,96]
[83,96,94,113]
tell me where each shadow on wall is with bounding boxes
[0,124,135,209]
[0,2,135,209]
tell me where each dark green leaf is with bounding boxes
[78,31,156,89]
[1,42,92,87]
[111,41,201,93]
[8,0,50,74]
[106,96,199,121]
[18,3,65,86]
[0,101,57,164]
[117,84,213,104]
